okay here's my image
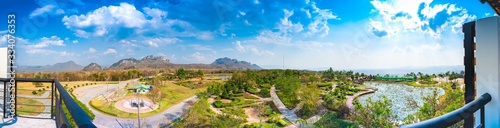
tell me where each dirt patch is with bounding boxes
[220,99,232,103]
[244,108,267,124]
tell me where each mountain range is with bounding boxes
[18,55,262,73]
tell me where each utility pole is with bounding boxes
[137,87,141,128]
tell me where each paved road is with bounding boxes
[73,79,198,128]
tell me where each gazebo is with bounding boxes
[129,84,152,94]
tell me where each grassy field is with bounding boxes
[90,82,207,118]
[17,97,45,116]
[16,82,52,96]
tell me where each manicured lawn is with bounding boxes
[16,81,118,96]
[17,97,45,116]
[90,82,206,118]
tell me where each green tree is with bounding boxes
[175,68,187,80]
[33,75,43,87]
[349,96,397,127]
[196,69,204,79]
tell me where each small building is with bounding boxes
[129,84,152,94]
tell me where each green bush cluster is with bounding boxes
[256,88,270,98]
[317,82,332,87]
[213,98,245,108]
[314,112,358,128]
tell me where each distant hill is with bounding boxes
[18,61,84,73]
[82,63,103,71]
[105,55,261,70]
[210,57,261,70]
[108,55,171,69]
[17,56,262,73]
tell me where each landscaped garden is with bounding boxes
[89,80,207,118]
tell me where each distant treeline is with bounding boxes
[16,68,239,81]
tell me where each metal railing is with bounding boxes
[0,78,96,128]
[401,93,491,128]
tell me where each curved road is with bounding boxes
[73,79,198,128]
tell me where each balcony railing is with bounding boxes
[401,93,491,128]
[0,78,96,128]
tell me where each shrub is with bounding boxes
[231,98,245,105]
[317,82,332,87]
[257,88,270,98]
[213,100,226,108]
[46,86,49,88]
[32,91,37,95]
[42,88,46,91]
[86,83,89,86]
[278,119,288,126]
[38,89,42,92]
[246,87,259,94]
[232,93,244,97]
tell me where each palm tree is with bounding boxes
[295,118,308,128]
[269,112,280,123]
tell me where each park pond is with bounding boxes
[357,82,445,121]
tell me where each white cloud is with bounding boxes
[63,3,211,41]
[72,40,78,44]
[26,49,56,54]
[196,31,214,40]
[120,40,139,47]
[233,41,245,52]
[30,5,65,18]
[232,41,274,56]
[248,47,274,56]
[278,9,304,33]
[62,3,146,37]
[60,51,77,57]
[189,44,214,51]
[144,37,179,47]
[88,47,97,53]
[369,0,476,38]
[26,36,65,49]
[254,30,292,44]
[63,3,145,28]
[147,41,158,47]
[239,11,246,16]
[103,48,117,55]
[143,7,167,20]
[191,52,205,60]
[305,2,339,37]
[171,54,176,60]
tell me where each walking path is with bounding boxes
[345,89,376,111]
[73,79,198,128]
[270,86,299,124]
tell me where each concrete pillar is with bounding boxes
[0,47,6,78]
[0,47,7,117]
[475,16,500,128]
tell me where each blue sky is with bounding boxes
[0,0,496,69]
